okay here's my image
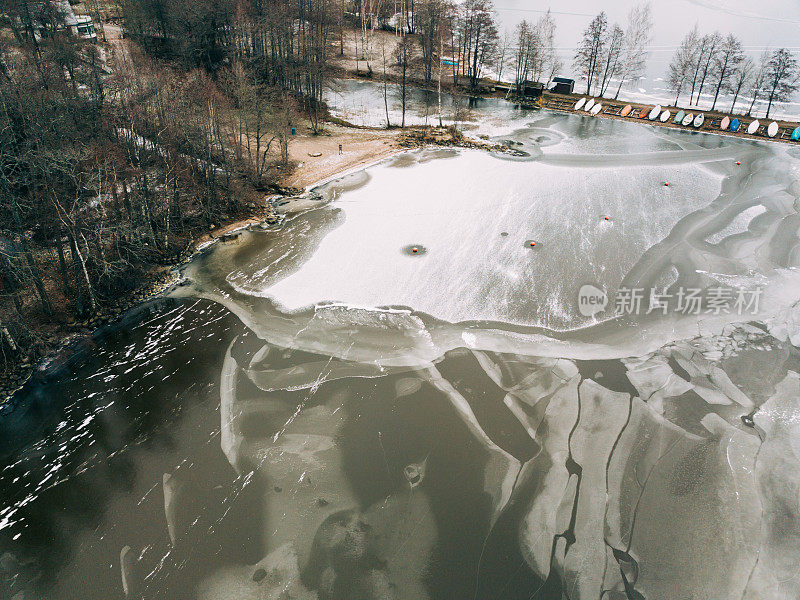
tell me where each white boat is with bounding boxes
[747,120,760,135]
[693,114,705,128]
[682,112,694,126]
[660,110,671,122]
[648,105,662,120]
[574,98,587,111]
[585,99,596,112]
[768,122,779,138]
[591,103,603,115]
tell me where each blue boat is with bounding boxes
[730,118,741,132]
[792,127,800,140]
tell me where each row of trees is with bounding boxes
[572,6,799,118]
[511,11,560,95]
[668,27,800,118]
[573,4,653,99]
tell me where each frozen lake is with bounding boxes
[3,93,800,600]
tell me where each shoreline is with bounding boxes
[539,91,800,145]
[4,81,784,403]
[0,122,502,404]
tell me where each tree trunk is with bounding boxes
[69,234,86,316]
[56,234,70,296]
[22,247,52,316]
[614,75,624,100]
[730,90,740,113]
[747,91,759,116]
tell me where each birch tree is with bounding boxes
[693,32,722,105]
[668,29,696,105]
[709,34,744,111]
[533,10,559,86]
[459,0,499,91]
[763,48,800,119]
[574,12,607,95]
[598,24,624,97]
[747,51,770,116]
[513,20,534,94]
[417,0,448,86]
[727,56,753,113]
[614,2,652,99]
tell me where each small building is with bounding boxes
[522,81,544,98]
[15,1,97,42]
[550,77,575,95]
[73,14,97,40]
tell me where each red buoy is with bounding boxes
[604,216,610,221]
[664,182,670,187]
[736,161,741,165]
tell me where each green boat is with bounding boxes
[673,110,685,124]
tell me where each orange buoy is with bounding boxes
[530,241,536,247]
[412,247,418,253]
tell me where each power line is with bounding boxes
[494,7,594,18]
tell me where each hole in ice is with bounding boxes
[402,244,427,256]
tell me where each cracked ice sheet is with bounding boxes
[559,380,632,600]
[607,404,762,599]
[746,372,800,599]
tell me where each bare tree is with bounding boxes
[668,29,696,105]
[380,35,392,127]
[417,0,447,86]
[693,31,722,106]
[727,56,754,113]
[614,2,652,100]
[395,31,416,126]
[598,24,624,97]
[513,19,534,94]
[685,26,705,103]
[747,51,770,116]
[709,34,744,111]
[459,0,499,91]
[763,48,800,119]
[494,29,512,84]
[533,9,559,86]
[574,12,607,95]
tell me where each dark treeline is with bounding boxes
[0,0,334,370]
[119,0,332,129]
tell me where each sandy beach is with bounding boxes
[279,123,404,190]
